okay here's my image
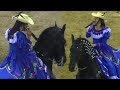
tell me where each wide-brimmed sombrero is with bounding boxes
[12,13,34,25]
[91,12,105,19]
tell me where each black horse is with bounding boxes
[69,34,105,79]
[33,23,66,78]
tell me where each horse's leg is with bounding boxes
[76,72,80,79]
[46,60,52,72]
[49,63,56,79]
[44,59,56,79]
[99,72,106,79]
[95,70,106,79]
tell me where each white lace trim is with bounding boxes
[109,76,118,79]
[37,57,44,67]
[91,28,111,39]
[87,26,91,32]
[5,28,10,39]
[5,28,18,44]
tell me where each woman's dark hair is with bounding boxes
[99,18,106,29]
[8,20,25,40]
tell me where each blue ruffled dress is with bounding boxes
[0,28,51,79]
[86,25,120,79]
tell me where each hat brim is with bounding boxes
[91,13,105,19]
[13,15,34,25]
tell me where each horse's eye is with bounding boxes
[64,43,67,46]
[41,54,44,56]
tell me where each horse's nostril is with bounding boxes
[72,67,75,70]
[57,63,62,66]
[65,43,67,47]
[69,66,75,72]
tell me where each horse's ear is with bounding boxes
[55,21,57,27]
[71,34,74,43]
[62,24,66,33]
[79,35,81,38]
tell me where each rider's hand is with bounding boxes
[92,44,96,47]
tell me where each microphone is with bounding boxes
[27,28,38,41]
[31,32,38,41]
[85,21,95,28]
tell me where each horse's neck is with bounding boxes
[78,54,98,75]
[82,39,96,58]
[76,39,99,79]
[78,64,98,79]
[83,41,98,70]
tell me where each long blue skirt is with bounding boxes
[0,50,51,79]
[94,43,120,79]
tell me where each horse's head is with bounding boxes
[53,24,67,66]
[69,34,84,72]
[69,34,96,72]
[33,23,66,67]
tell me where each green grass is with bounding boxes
[0,11,120,79]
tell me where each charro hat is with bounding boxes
[91,12,105,19]
[12,12,34,25]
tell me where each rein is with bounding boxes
[78,67,88,71]
[71,38,96,71]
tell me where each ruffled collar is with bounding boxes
[5,28,18,43]
[90,25,111,39]
[92,25,109,35]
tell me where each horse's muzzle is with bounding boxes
[57,56,66,66]
[69,65,75,72]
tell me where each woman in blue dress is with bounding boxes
[0,13,51,79]
[86,12,120,79]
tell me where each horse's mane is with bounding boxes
[75,37,96,59]
[76,37,91,45]
[70,36,103,79]
[33,26,62,54]
[37,26,61,42]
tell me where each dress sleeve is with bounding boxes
[86,26,92,38]
[17,32,32,49]
[5,28,10,39]
[104,31,110,39]
[102,28,111,42]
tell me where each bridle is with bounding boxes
[71,38,95,71]
[78,67,88,71]
[35,29,65,65]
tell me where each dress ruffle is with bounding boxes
[86,25,120,79]
[0,29,50,79]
